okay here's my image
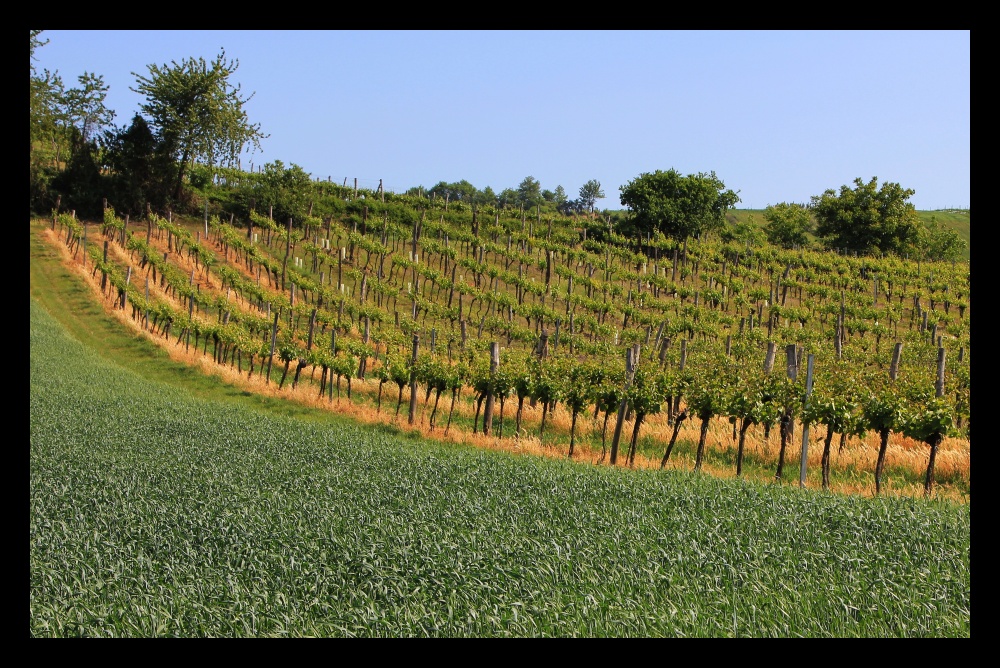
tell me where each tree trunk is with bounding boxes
[429,389,442,429]
[473,393,484,434]
[775,412,792,480]
[279,360,291,389]
[736,418,752,476]
[660,410,687,468]
[874,428,890,496]
[821,428,836,490]
[445,387,461,435]
[924,434,942,498]
[627,413,645,467]
[568,410,578,457]
[694,415,710,471]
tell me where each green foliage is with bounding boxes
[618,169,740,241]
[101,114,176,217]
[131,49,268,199]
[578,179,605,214]
[901,396,955,445]
[763,202,814,249]
[916,216,967,262]
[517,176,542,209]
[63,71,116,147]
[812,177,922,256]
[236,160,313,225]
[30,297,971,637]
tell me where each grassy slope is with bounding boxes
[30,213,970,501]
[29,238,971,638]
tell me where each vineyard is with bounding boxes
[34,184,970,501]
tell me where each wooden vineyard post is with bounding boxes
[890,342,903,380]
[610,345,639,466]
[482,342,499,435]
[408,335,419,425]
[358,318,371,380]
[281,217,292,292]
[121,266,131,310]
[798,354,815,488]
[786,343,798,380]
[100,241,109,291]
[936,347,946,398]
[327,331,337,401]
[764,341,776,373]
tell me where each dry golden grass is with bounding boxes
[43,224,970,504]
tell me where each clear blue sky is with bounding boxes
[33,30,970,211]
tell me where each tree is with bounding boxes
[516,176,542,210]
[64,72,115,148]
[427,180,478,202]
[239,160,312,224]
[763,202,813,249]
[132,49,268,200]
[557,198,586,217]
[917,217,966,262]
[498,188,518,210]
[578,179,605,216]
[102,114,176,216]
[619,169,740,242]
[30,31,64,162]
[31,30,69,212]
[553,185,568,207]
[811,177,921,256]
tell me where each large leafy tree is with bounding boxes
[811,177,921,256]
[102,114,176,216]
[763,202,813,249]
[619,169,740,242]
[578,179,605,216]
[64,72,115,148]
[132,49,267,200]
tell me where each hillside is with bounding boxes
[31,183,971,502]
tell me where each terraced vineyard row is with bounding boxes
[42,191,970,499]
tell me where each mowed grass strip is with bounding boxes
[30,296,969,637]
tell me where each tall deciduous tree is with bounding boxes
[132,49,268,199]
[619,169,740,242]
[763,202,813,249]
[64,72,115,148]
[811,177,921,256]
[578,179,605,216]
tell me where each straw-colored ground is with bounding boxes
[39,222,971,503]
